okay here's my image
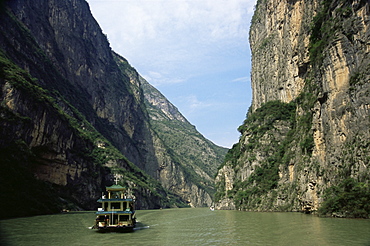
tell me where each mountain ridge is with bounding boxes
[0,0,225,218]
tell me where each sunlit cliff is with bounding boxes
[215,0,370,218]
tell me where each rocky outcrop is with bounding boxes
[0,0,224,217]
[215,0,370,216]
[249,0,315,111]
[0,54,109,217]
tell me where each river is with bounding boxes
[1,208,370,246]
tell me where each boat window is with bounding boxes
[111,202,121,209]
[96,215,106,222]
[120,215,130,221]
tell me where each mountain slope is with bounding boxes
[113,53,227,206]
[140,77,228,206]
[0,0,225,218]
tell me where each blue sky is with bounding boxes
[86,0,256,148]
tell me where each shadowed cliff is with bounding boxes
[0,0,226,218]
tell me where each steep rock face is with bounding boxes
[115,55,227,207]
[0,0,224,217]
[0,0,161,213]
[215,0,369,216]
[0,54,109,216]
[3,0,155,171]
[249,0,315,110]
[0,46,175,217]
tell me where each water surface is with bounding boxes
[1,208,370,245]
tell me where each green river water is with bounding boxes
[1,208,370,246]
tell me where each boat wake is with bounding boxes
[133,226,150,231]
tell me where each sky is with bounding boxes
[86,0,257,148]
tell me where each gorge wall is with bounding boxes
[115,55,227,208]
[0,0,225,218]
[215,0,370,217]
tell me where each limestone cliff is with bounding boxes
[249,0,315,110]
[0,0,223,218]
[215,0,370,217]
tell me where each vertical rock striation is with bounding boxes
[215,0,370,217]
[0,0,225,217]
[249,0,315,110]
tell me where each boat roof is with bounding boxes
[97,198,134,202]
[106,184,126,191]
[96,211,134,215]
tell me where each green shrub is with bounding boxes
[318,178,370,218]
[238,100,296,135]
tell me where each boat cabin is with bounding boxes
[95,184,136,232]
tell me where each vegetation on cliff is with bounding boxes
[113,52,227,206]
[309,0,370,218]
[318,178,370,218]
[215,0,369,217]
[215,100,297,208]
[140,78,227,198]
[0,0,225,218]
[0,50,185,217]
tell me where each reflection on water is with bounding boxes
[1,208,370,246]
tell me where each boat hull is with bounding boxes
[97,225,135,233]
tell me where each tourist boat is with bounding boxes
[93,184,136,232]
